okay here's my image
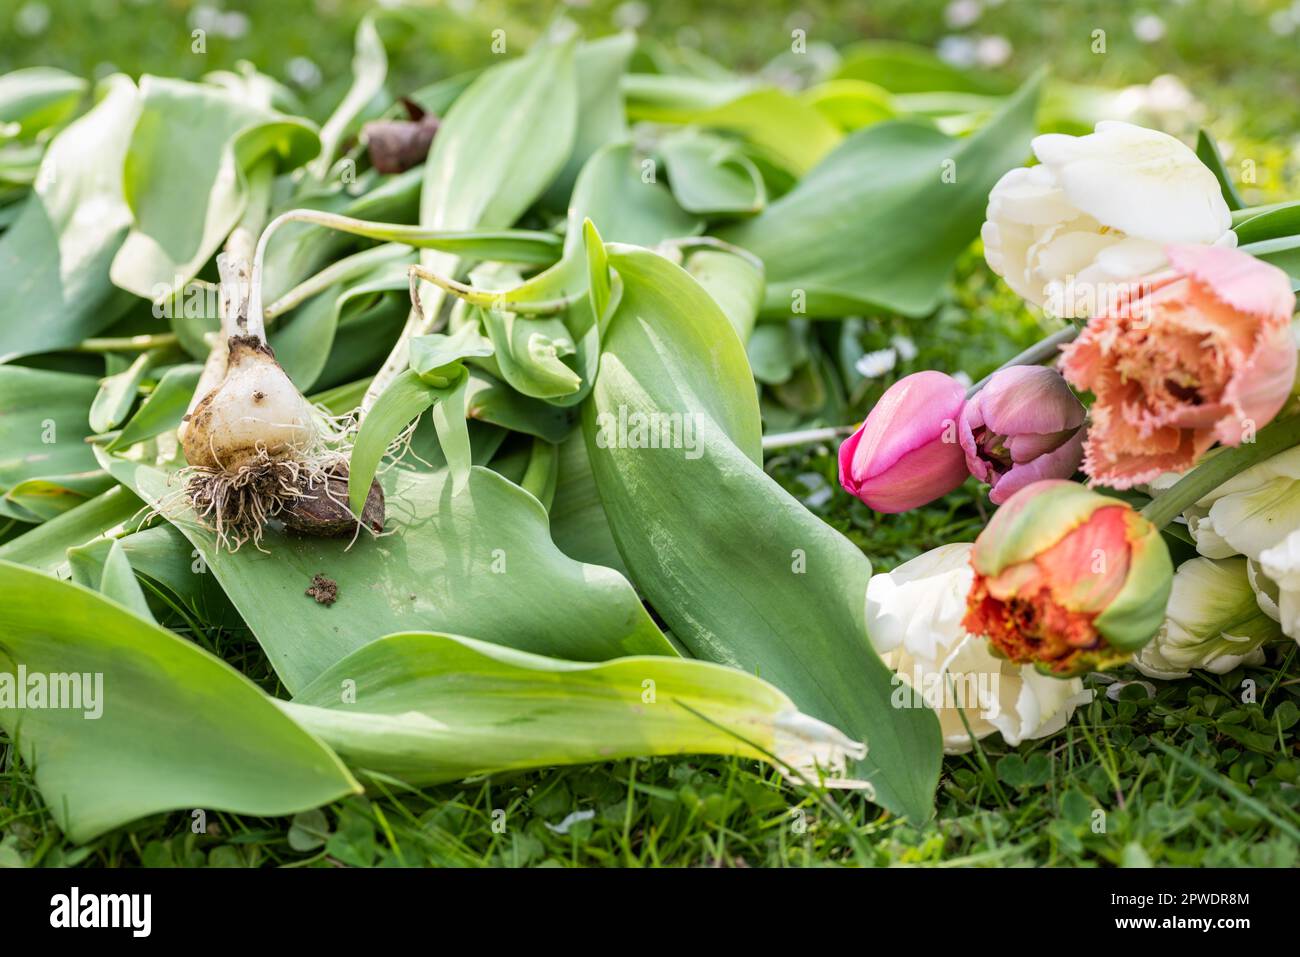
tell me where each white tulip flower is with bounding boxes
[1151,445,1300,641]
[981,120,1235,317]
[1133,557,1279,679]
[865,543,1092,753]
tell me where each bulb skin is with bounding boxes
[280,465,386,537]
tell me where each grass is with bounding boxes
[5,645,1298,867]
[3,0,1300,868]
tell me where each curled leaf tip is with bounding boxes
[773,709,871,792]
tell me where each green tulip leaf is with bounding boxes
[415,36,578,315]
[1196,128,1245,212]
[0,75,138,361]
[684,247,765,342]
[310,15,387,181]
[833,41,1012,95]
[106,363,203,451]
[583,244,942,821]
[66,537,156,622]
[347,368,461,514]
[624,75,842,176]
[465,370,575,443]
[542,33,636,207]
[102,453,674,694]
[110,75,320,299]
[659,130,765,215]
[722,72,1042,318]
[1241,235,1300,290]
[0,486,144,575]
[0,67,86,140]
[5,471,116,522]
[282,630,866,790]
[1234,202,1300,245]
[0,560,359,843]
[89,350,166,434]
[803,79,896,131]
[0,366,103,523]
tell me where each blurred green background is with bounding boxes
[4,0,1297,197]
[3,0,1299,150]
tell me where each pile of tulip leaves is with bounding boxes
[0,22,1044,842]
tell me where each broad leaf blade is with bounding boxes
[310,16,387,180]
[110,75,319,299]
[583,245,942,820]
[722,73,1041,318]
[1195,128,1244,212]
[0,560,359,842]
[0,366,102,522]
[0,486,143,574]
[104,455,674,693]
[284,631,864,788]
[0,75,138,361]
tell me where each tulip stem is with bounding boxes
[964,325,1080,398]
[761,325,1084,452]
[1140,415,1300,529]
[74,333,179,353]
[761,425,856,451]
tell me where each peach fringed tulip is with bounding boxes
[1060,244,1297,489]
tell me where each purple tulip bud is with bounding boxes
[958,365,1085,505]
[838,371,969,513]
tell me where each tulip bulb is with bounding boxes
[182,336,317,471]
[179,335,384,550]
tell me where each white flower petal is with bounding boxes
[1033,121,1231,244]
[982,121,1234,315]
[1208,477,1300,561]
[868,543,1089,754]
[865,543,973,659]
[1186,507,1240,560]
[986,165,1075,226]
[1260,529,1300,640]
[1247,558,1282,623]
[981,219,1038,301]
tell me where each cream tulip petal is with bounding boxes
[981,219,1038,301]
[1029,228,1118,285]
[1140,557,1284,675]
[1210,478,1300,561]
[1260,530,1300,640]
[1133,642,1191,679]
[865,543,973,661]
[873,544,1091,754]
[1186,507,1240,559]
[1090,237,1168,281]
[1193,446,1300,507]
[1247,559,1282,623]
[986,165,1076,226]
[1015,672,1092,744]
[1033,121,1231,245]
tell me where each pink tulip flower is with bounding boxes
[1060,244,1297,489]
[838,371,969,513]
[958,365,1086,504]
